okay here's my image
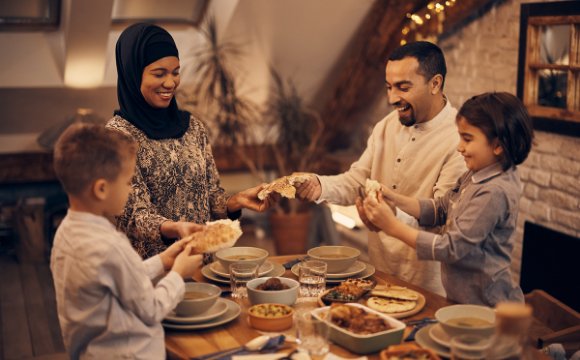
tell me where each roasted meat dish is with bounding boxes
[329,303,391,335]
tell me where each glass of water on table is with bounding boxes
[298,261,327,297]
[229,262,259,298]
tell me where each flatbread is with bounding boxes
[257,174,311,200]
[367,296,417,313]
[183,219,242,253]
[370,288,419,301]
[365,179,381,200]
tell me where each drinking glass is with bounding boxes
[298,261,327,297]
[295,310,330,355]
[229,262,259,299]
[451,334,491,360]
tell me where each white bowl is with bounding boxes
[174,283,221,316]
[308,246,360,273]
[247,277,299,306]
[215,247,268,272]
[435,304,496,338]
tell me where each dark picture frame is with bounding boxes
[517,1,580,137]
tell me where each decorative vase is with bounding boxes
[270,211,312,255]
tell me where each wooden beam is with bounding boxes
[319,0,497,152]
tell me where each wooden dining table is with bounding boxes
[164,255,552,360]
[165,255,457,360]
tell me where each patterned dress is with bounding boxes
[107,115,240,261]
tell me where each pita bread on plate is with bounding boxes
[257,174,311,200]
[370,287,420,301]
[365,179,381,200]
[183,219,242,253]
[366,296,417,313]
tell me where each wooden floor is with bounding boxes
[0,253,67,360]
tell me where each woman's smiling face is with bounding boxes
[141,56,180,109]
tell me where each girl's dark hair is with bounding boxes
[457,92,535,171]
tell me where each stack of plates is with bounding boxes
[201,261,286,284]
[162,298,241,330]
[290,261,375,283]
[416,324,518,359]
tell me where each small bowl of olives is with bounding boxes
[248,303,294,331]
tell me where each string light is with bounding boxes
[425,14,431,19]
[399,0,456,46]
[427,3,434,9]
[402,27,410,34]
[401,40,407,45]
[406,13,412,18]
[446,1,451,5]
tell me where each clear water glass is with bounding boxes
[229,262,259,299]
[295,310,330,355]
[298,261,327,297]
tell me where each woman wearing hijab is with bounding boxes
[107,23,277,261]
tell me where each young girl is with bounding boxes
[363,92,534,306]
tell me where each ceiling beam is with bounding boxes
[63,0,115,88]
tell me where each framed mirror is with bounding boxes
[517,1,580,137]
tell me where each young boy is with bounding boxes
[51,124,203,359]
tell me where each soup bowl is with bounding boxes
[435,304,496,338]
[174,283,221,317]
[215,247,269,271]
[247,277,300,306]
[307,246,360,273]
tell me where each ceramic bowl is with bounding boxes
[307,246,360,273]
[248,303,294,331]
[247,277,300,306]
[436,304,496,338]
[215,247,269,271]
[173,283,221,317]
[310,303,406,355]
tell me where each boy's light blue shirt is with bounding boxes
[51,210,185,360]
[416,162,524,306]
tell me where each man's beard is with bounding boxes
[397,108,416,127]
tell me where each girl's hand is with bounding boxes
[355,197,381,232]
[159,238,189,270]
[363,192,397,233]
[172,245,203,279]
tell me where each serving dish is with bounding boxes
[247,277,299,306]
[215,247,269,270]
[248,303,294,331]
[310,303,405,354]
[320,280,377,304]
[290,262,375,283]
[308,246,360,273]
[380,344,442,360]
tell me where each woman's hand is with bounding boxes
[171,245,204,279]
[159,238,189,270]
[362,192,398,234]
[160,220,205,240]
[227,184,280,213]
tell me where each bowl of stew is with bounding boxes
[174,283,221,316]
[308,246,360,273]
[215,247,269,271]
[435,305,496,338]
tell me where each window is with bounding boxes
[0,0,59,31]
[517,1,580,136]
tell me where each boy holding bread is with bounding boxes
[51,124,203,360]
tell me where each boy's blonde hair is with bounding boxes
[54,124,138,196]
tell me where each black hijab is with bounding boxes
[114,23,190,139]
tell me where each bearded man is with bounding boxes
[295,41,466,296]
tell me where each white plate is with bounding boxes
[202,262,286,284]
[291,262,375,283]
[429,323,451,348]
[210,261,274,278]
[164,298,229,324]
[416,325,518,359]
[326,261,366,278]
[162,299,240,330]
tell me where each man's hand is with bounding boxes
[362,193,397,234]
[159,238,189,270]
[172,245,204,279]
[355,197,381,232]
[293,173,322,202]
[228,184,280,213]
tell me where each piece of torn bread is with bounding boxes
[257,174,312,201]
[183,219,242,253]
[365,179,381,200]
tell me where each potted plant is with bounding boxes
[262,68,324,255]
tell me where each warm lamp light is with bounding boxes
[332,212,356,229]
[64,59,105,88]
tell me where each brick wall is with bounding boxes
[439,0,580,282]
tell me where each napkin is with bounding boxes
[283,257,309,269]
[404,318,438,342]
[192,335,286,360]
